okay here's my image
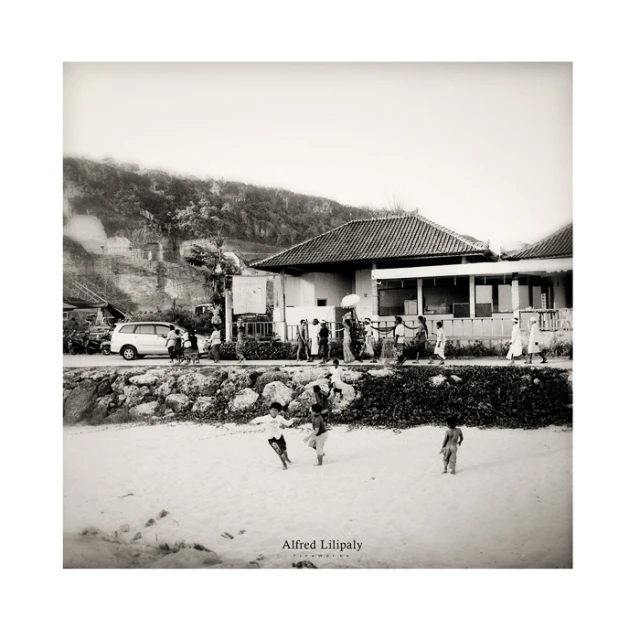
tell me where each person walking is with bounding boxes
[318,320,330,364]
[362,318,377,362]
[165,324,178,363]
[296,320,311,362]
[393,316,407,365]
[506,317,523,365]
[429,321,446,364]
[309,318,320,362]
[526,316,547,364]
[341,318,356,364]
[209,325,222,363]
[236,319,246,362]
[413,316,429,364]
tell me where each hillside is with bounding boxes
[63,157,388,262]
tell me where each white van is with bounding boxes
[110,322,206,360]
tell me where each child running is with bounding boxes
[305,403,329,466]
[440,415,464,475]
[251,402,297,470]
[312,385,331,422]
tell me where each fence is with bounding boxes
[228,311,572,342]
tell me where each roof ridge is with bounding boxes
[504,221,572,258]
[251,219,355,267]
[417,215,488,251]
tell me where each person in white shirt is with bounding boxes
[393,316,407,365]
[251,402,297,470]
[165,325,178,363]
[506,317,523,365]
[328,359,344,400]
[209,325,222,363]
[526,317,547,364]
[430,321,446,364]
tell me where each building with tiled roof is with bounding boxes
[503,223,572,261]
[247,212,573,340]
[252,213,494,274]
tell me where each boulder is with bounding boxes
[112,375,127,394]
[64,380,100,425]
[230,388,259,412]
[262,381,294,406]
[341,369,363,383]
[176,372,218,395]
[192,396,216,414]
[63,388,73,402]
[220,371,253,399]
[287,388,316,417]
[291,368,329,386]
[429,375,447,387]
[96,378,113,397]
[368,368,395,378]
[330,382,357,414]
[124,385,150,407]
[105,407,130,424]
[303,378,331,392]
[131,401,160,418]
[156,380,175,399]
[255,370,290,392]
[129,374,159,386]
[165,393,192,413]
[91,396,114,422]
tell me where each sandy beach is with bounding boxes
[63,422,572,568]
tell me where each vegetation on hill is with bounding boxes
[63,157,391,250]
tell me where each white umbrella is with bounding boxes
[341,294,360,308]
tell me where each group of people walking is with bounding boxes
[165,325,201,365]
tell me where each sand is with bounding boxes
[63,422,572,568]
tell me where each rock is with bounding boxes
[520,374,532,383]
[262,381,294,406]
[63,388,73,401]
[112,375,127,394]
[119,524,130,533]
[64,381,100,424]
[163,409,175,419]
[156,380,175,398]
[131,401,160,417]
[255,370,290,392]
[230,388,259,412]
[132,532,142,541]
[192,396,216,414]
[145,518,156,527]
[91,396,113,422]
[449,375,463,384]
[176,372,215,395]
[165,393,192,413]
[429,375,447,387]
[341,370,363,383]
[124,385,150,407]
[129,374,159,386]
[368,368,395,378]
[157,509,170,519]
[117,393,126,406]
[303,378,331,392]
[81,526,101,535]
[291,368,329,386]
[330,382,357,414]
[220,371,253,398]
[287,388,316,416]
[533,378,541,386]
[96,378,113,396]
[105,407,130,424]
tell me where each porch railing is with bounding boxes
[231,311,572,342]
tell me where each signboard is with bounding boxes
[232,276,267,314]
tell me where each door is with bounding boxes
[154,324,172,354]
[135,324,158,354]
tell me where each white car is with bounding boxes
[110,322,207,361]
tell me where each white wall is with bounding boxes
[313,272,352,306]
[354,268,373,318]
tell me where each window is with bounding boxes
[136,325,156,335]
[422,277,468,315]
[155,325,170,336]
[317,299,327,307]
[379,279,417,316]
[119,324,137,333]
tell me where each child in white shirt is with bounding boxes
[328,359,344,400]
[251,402,297,470]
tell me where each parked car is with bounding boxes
[110,322,208,361]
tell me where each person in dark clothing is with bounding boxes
[312,385,330,422]
[306,403,329,466]
[318,321,330,364]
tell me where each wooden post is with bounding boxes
[417,278,423,316]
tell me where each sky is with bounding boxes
[64,62,572,251]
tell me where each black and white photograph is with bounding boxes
[62,61,573,569]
